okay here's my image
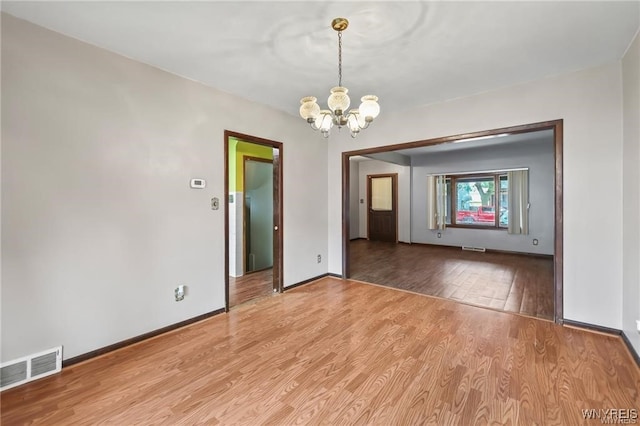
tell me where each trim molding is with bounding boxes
[621,331,640,368]
[66,272,348,367]
[563,319,621,335]
[564,319,640,368]
[283,273,343,292]
[404,241,553,259]
[224,130,284,310]
[484,248,553,259]
[62,308,225,367]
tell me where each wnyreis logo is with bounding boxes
[582,409,638,424]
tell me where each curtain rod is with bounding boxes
[426,167,528,177]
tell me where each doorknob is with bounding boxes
[274,226,279,231]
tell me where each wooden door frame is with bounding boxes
[342,119,564,323]
[242,156,274,274]
[366,173,398,243]
[224,130,283,311]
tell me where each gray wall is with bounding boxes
[411,138,555,254]
[1,14,328,362]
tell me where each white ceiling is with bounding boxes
[2,1,639,118]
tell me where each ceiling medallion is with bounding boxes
[299,17,380,138]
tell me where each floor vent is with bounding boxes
[462,246,486,252]
[1,346,62,391]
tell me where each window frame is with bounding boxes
[447,172,508,230]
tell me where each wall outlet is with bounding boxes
[175,285,185,302]
[437,232,442,238]
[636,320,640,333]
[532,238,539,246]
[317,254,322,263]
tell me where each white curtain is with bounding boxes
[507,170,529,235]
[427,175,447,230]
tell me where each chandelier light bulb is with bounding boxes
[298,18,379,138]
[327,87,350,115]
[315,110,334,134]
[299,96,320,121]
[359,95,380,121]
[346,110,361,137]
[358,112,368,128]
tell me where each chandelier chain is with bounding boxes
[338,30,343,87]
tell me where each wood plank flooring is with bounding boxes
[350,240,554,321]
[229,268,273,307]
[2,277,638,425]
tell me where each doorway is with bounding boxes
[367,173,398,243]
[342,120,564,323]
[224,131,283,310]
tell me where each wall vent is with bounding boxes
[1,346,62,391]
[462,246,486,252]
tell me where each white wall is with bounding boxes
[1,14,328,362]
[328,62,623,329]
[411,139,554,254]
[228,191,244,277]
[622,30,640,353]
[357,160,411,243]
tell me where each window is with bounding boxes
[449,173,508,229]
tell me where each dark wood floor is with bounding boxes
[229,268,273,307]
[2,277,637,424]
[350,240,554,321]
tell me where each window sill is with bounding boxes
[446,224,508,231]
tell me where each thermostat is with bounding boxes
[190,178,206,189]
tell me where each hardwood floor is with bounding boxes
[350,240,554,321]
[229,268,273,307]
[2,277,638,425]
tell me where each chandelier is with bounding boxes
[299,18,380,138]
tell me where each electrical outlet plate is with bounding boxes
[636,320,640,332]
